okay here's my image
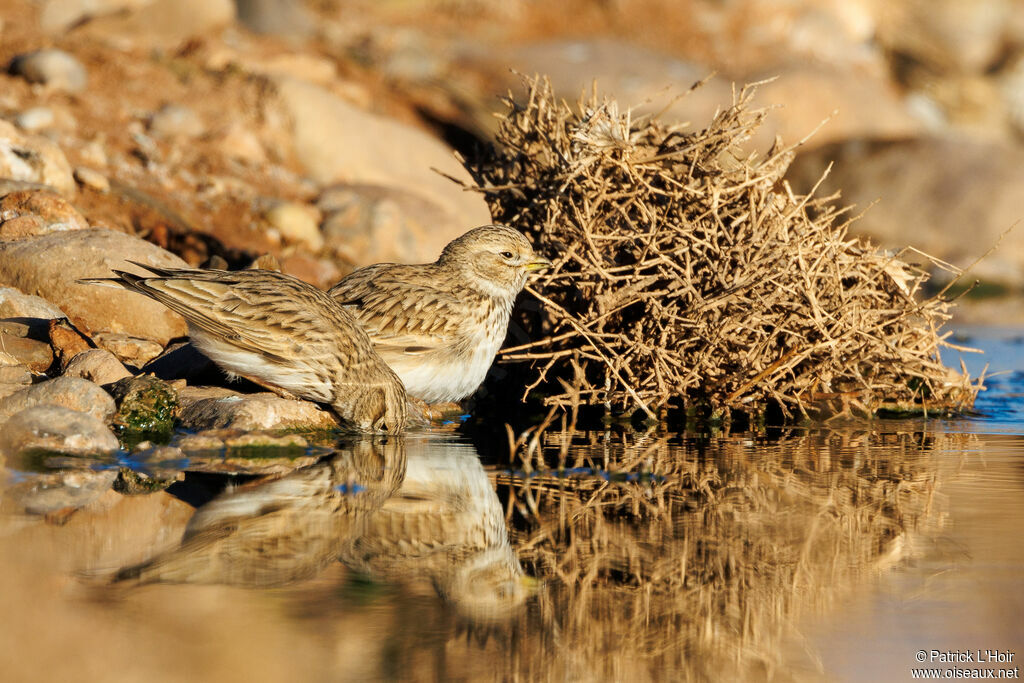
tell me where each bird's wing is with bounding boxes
[110,267,373,368]
[329,265,466,355]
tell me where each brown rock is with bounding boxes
[787,137,1024,287]
[319,184,456,266]
[0,229,188,345]
[62,349,132,386]
[0,376,116,425]
[0,287,65,320]
[273,77,491,256]
[0,405,120,461]
[0,323,53,373]
[0,351,31,387]
[177,392,337,431]
[0,120,76,195]
[49,318,93,368]
[75,0,235,48]
[92,333,165,368]
[73,167,110,193]
[0,190,88,238]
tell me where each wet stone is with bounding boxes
[177,392,338,432]
[108,375,179,437]
[0,405,120,461]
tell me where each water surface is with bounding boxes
[0,329,1021,682]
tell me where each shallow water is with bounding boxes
[0,329,1021,682]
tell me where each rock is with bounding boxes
[875,0,1013,73]
[149,104,204,139]
[73,167,110,193]
[0,120,76,195]
[319,184,455,265]
[0,351,31,387]
[0,321,53,373]
[262,201,323,251]
[48,318,93,368]
[277,253,341,291]
[787,137,1024,287]
[0,405,120,461]
[177,392,337,431]
[750,63,921,148]
[0,376,115,424]
[15,107,55,132]
[211,122,266,164]
[0,228,188,345]
[37,0,147,33]
[76,0,235,48]
[272,77,491,256]
[107,375,178,435]
[62,349,132,385]
[236,0,316,38]
[5,469,118,515]
[8,49,88,93]
[0,287,65,320]
[92,332,165,367]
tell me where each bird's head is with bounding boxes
[438,225,551,298]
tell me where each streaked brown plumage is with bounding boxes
[84,264,407,433]
[328,225,551,403]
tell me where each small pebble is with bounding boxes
[263,201,323,251]
[149,103,204,139]
[9,49,88,93]
[73,166,110,193]
[15,107,55,132]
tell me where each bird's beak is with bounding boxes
[524,256,552,272]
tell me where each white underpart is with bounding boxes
[189,325,332,403]
[386,302,510,403]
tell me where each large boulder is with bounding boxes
[0,229,188,344]
[272,77,492,263]
[787,137,1024,287]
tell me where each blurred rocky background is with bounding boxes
[1,0,1022,325]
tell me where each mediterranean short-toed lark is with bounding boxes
[328,225,551,403]
[85,264,407,433]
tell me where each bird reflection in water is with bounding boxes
[112,436,535,621]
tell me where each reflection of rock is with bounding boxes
[113,438,406,587]
[2,468,118,515]
[341,437,533,621]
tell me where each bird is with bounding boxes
[83,264,407,433]
[339,437,536,621]
[327,225,551,404]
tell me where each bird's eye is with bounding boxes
[500,251,514,259]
